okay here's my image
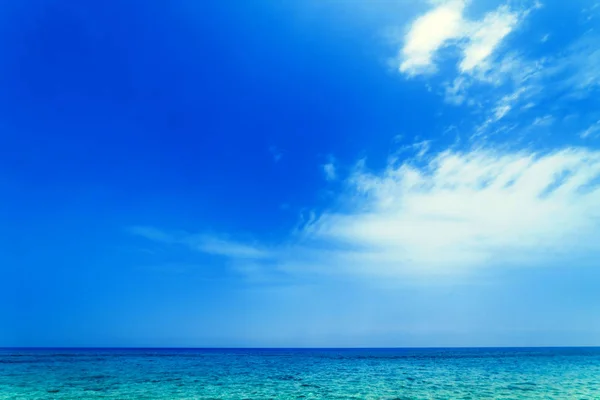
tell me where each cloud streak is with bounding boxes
[133,146,600,282]
[129,227,271,260]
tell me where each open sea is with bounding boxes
[1,347,599,399]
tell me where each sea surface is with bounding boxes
[1,347,599,399]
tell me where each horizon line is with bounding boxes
[2,345,600,350]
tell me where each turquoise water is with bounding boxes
[1,348,599,399]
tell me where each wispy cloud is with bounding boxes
[473,32,600,138]
[580,120,600,139]
[191,235,271,259]
[134,146,600,282]
[424,25,600,141]
[129,227,271,260]
[269,146,283,162]
[322,158,337,181]
[532,115,554,127]
[129,226,177,244]
[550,34,600,98]
[389,140,432,163]
[296,146,600,278]
[472,86,529,138]
[459,5,520,73]
[583,2,600,22]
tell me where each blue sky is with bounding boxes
[1,0,600,347]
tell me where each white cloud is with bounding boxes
[300,147,600,278]
[400,0,466,75]
[323,160,337,181]
[399,1,524,76]
[135,146,600,282]
[397,2,600,145]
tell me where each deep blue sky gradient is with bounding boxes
[1,0,600,347]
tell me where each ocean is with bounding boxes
[1,347,599,399]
